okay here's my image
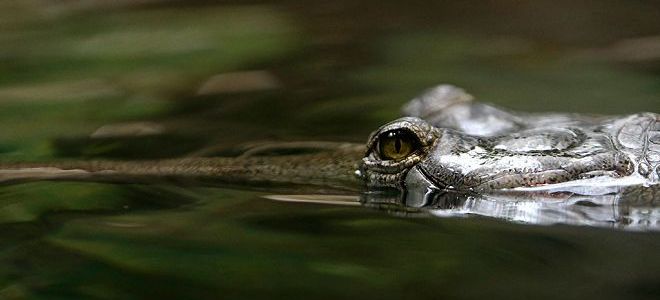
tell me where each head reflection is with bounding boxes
[360,180,660,231]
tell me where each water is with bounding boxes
[1,1,660,299]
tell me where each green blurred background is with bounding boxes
[0,1,659,299]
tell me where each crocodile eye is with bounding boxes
[377,129,421,161]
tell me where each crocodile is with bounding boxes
[0,84,657,196]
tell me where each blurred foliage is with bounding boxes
[354,33,660,116]
[0,3,297,160]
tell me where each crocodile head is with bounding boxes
[360,85,657,207]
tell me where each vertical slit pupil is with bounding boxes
[376,129,421,160]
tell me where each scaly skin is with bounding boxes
[361,85,659,191]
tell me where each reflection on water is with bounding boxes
[360,185,660,230]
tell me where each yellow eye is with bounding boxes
[377,130,420,161]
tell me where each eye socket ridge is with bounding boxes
[375,129,422,161]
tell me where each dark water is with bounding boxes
[1,1,660,299]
